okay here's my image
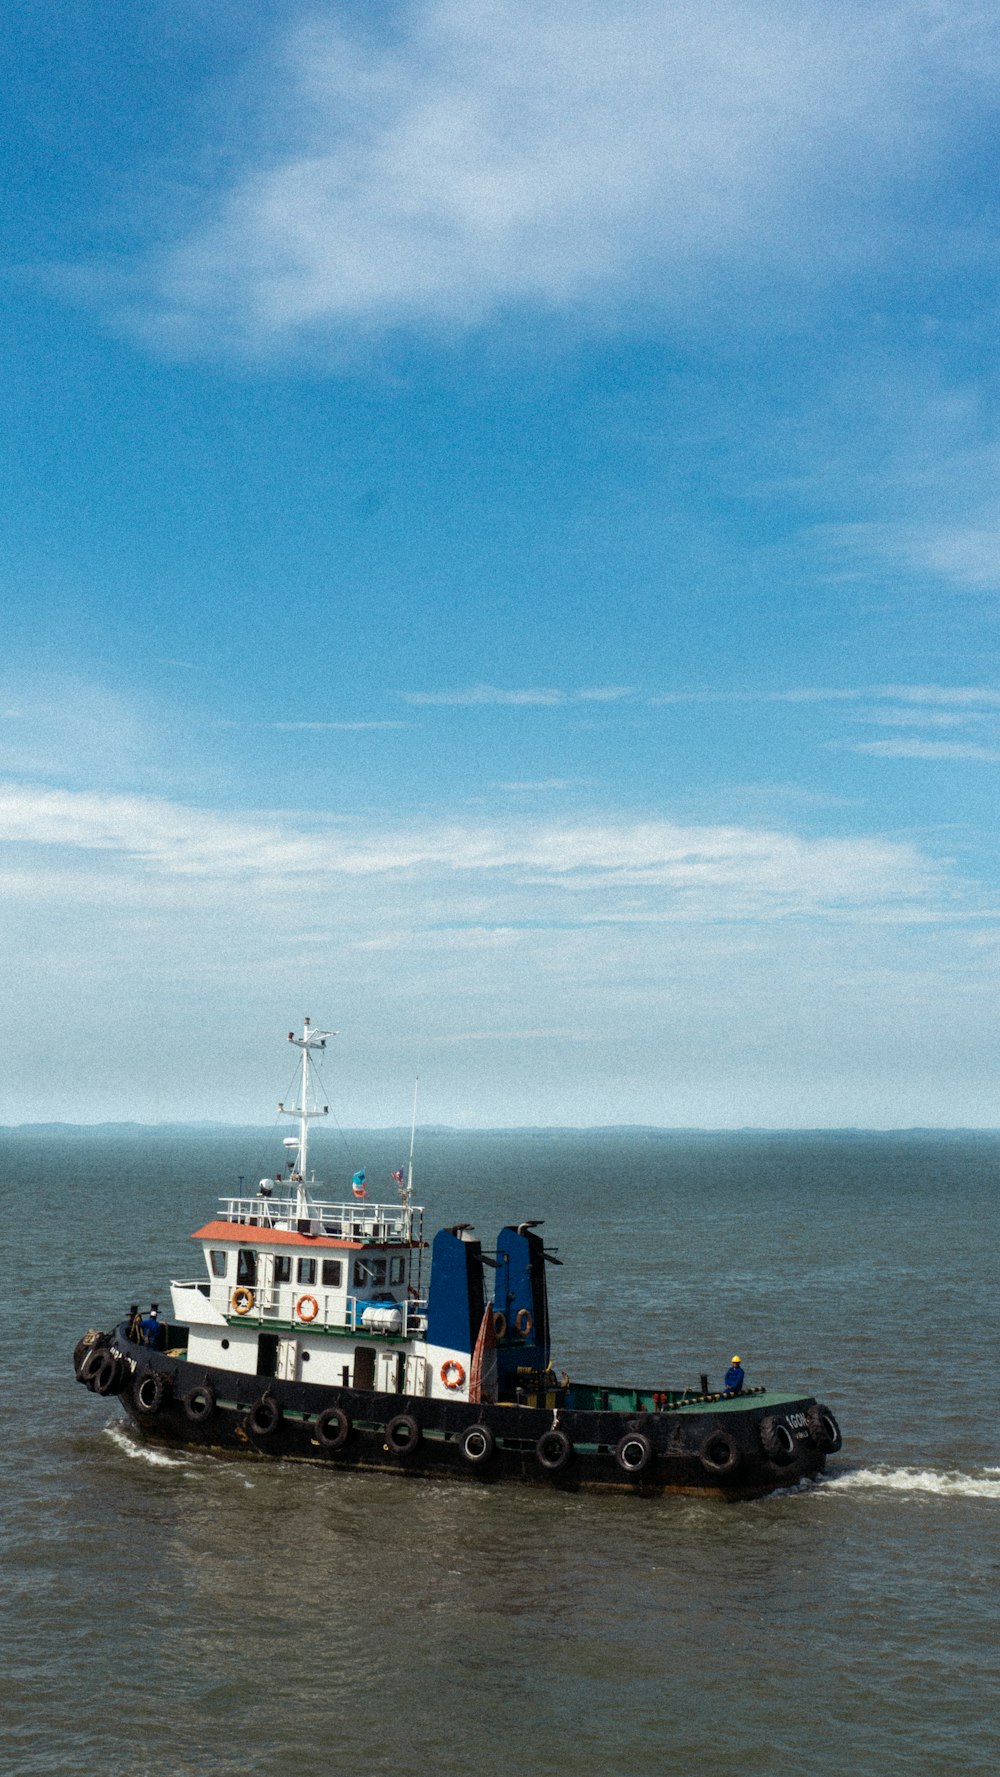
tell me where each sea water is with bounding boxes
[2,1129,998,1776]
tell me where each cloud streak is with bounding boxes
[0,780,952,921]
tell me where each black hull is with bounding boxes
[81,1324,831,1498]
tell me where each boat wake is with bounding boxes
[103,1422,191,1470]
[819,1464,1000,1501]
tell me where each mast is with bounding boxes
[278,1017,335,1218]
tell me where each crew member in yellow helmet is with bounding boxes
[724,1354,745,1394]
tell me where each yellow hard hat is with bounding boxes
[731,1355,742,1364]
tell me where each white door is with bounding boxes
[277,1337,300,1380]
[258,1252,276,1310]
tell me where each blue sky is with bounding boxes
[3,0,1000,1125]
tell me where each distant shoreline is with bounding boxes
[4,1122,1000,1138]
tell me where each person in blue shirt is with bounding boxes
[138,1304,166,1350]
[724,1355,745,1394]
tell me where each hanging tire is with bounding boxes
[460,1424,495,1466]
[385,1414,421,1455]
[313,1406,351,1451]
[536,1428,573,1473]
[183,1384,216,1424]
[699,1429,740,1475]
[135,1371,170,1417]
[80,1344,114,1390]
[74,1334,104,1382]
[806,1403,842,1453]
[91,1352,126,1397]
[248,1394,282,1438]
[615,1431,653,1476]
[759,1415,797,1464]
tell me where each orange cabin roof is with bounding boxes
[191,1219,426,1252]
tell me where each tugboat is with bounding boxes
[74,1019,842,1496]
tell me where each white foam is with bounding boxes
[820,1464,1000,1501]
[103,1422,190,1470]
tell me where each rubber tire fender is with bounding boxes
[248,1394,282,1438]
[92,1352,126,1397]
[759,1415,797,1464]
[806,1403,842,1453]
[385,1413,422,1455]
[79,1343,110,1389]
[698,1429,741,1476]
[134,1371,170,1417]
[615,1431,654,1476]
[182,1383,216,1424]
[74,1334,105,1382]
[536,1428,573,1473]
[313,1406,351,1451]
[460,1424,495,1465]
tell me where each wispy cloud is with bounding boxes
[402,684,633,707]
[133,1,998,350]
[0,780,952,919]
[269,720,409,731]
[846,740,1000,763]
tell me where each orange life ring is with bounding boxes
[493,1311,507,1339]
[232,1287,254,1316]
[440,1359,465,1390]
[296,1294,319,1323]
[515,1308,533,1336]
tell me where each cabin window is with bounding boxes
[237,1249,257,1287]
[274,1256,291,1284]
[322,1259,342,1287]
[389,1256,405,1285]
[353,1256,387,1288]
[209,1250,228,1279]
[297,1257,317,1286]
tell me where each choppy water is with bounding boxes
[3,1128,999,1776]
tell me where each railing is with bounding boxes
[217,1195,423,1245]
[172,1277,427,1338]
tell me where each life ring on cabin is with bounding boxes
[515,1309,533,1337]
[232,1287,255,1316]
[806,1403,842,1453]
[440,1359,466,1390]
[296,1294,320,1323]
[493,1311,507,1339]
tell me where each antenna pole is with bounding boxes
[405,1074,419,1240]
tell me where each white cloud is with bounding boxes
[873,684,1000,707]
[403,684,633,707]
[269,719,409,731]
[140,0,993,348]
[403,685,566,707]
[847,739,1000,763]
[0,780,949,918]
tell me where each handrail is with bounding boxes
[216,1195,423,1244]
[171,1277,427,1338]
